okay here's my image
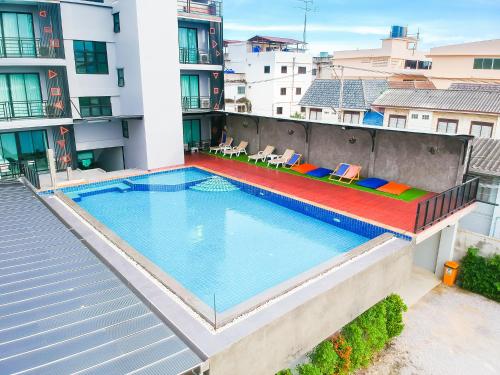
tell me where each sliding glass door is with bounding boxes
[0,73,43,119]
[0,130,48,171]
[180,75,200,109]
[0,12,36,57]
[178,27,198,63]
[183,119,201,147]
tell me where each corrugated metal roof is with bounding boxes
[470,138,500,177]
[0,183,202,375]
[248,35,304,45]
[299,79,388,110]
[373,88,500,114]
[449,83,500,92]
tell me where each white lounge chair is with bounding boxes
[223,141,248,158]
[248,145,275,163]
[267,149,295,168]
[209,137,233,154]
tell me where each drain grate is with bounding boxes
[190,176,239,192]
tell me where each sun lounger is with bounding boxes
[267,149,295,168]
[338,165,361,184]
[248,145,275,163]
[223,141,248,158]
[329,163,351,181]
[209,137,233,154]
[284,153,302,169]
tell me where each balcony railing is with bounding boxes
[0,161,40,189]
[179,48,213,64]
[177,0,222,18]
[0,37,59,58]
[414,177,479,233]
[0,100,66,121]
[182,96,212,111]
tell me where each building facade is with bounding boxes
[224,36,314,118]
[0,0,224,175]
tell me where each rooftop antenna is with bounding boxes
[297,0,314,46]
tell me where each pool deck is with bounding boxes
[184,153,433,234]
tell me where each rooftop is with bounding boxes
[428,39,500,56]
[299,79,389,110]
[470,138,500,177]
[372,88,500,114]
[449,83,500,92]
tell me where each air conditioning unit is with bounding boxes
[199,53,210,64]
[201,98,211,109]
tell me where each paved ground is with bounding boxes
[360,285,500,375]
[186,153,433,233]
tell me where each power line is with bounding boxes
[297,0,314,45]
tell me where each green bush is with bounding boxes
[297,363,322,375]
[309,340,339,374]
[458,247,500,302]
[276,369,292,375]
[384,294,408,338]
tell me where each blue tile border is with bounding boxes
[46,167,412,242]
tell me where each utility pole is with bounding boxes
[297,0,314,45]
[337,65,344,123]
[290,56,296,116]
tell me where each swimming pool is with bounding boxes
[63,168,402,322]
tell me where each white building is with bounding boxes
[0,0,224,174]
[224,36,314,118]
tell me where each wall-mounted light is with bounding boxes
[348,136,357,144]
[428,146,438,155]
[242,120,249,128]
[288,129,295,136]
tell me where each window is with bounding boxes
[180,75,200,109]
[300,106,306,113]
[74,41,109,74]
[411,113,419,119]
[473,58,500,70]
[117,68,125,87]
[281,66,287,74]
[237,105,246,113]
[276,107,283,115]
[77,151,94,170]
[237,86,246,95]
[79,96,112,117]
[309,108,322,121]
[298,66,307,74]
[0,12,36,57]
[264,65,270,74]
[470,121,493,138]
[121,120,129,138]
[388,115,407,129]
[113,12,120,33]
[343,111,360,124]
[422,114,430,120]
[0,130,48,171]
[183,119,201,147]
[178,27,198,64]
[280,87,286,95]
[437,119,458,134]
[295,87,302,95]
[312,68,317,76]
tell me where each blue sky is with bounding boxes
[223,0,500,53]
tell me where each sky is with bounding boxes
[223,0,500,54]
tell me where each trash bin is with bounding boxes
[443,261,459,286]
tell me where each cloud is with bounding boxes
[224,22,388,35]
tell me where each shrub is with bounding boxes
[384,294,408,338]
[331,334,352,375]
[276,369,292,375]
[458,247,500,302]
[309,340,339,374]
[297,363,322,375]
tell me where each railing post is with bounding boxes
[414,202,421,233]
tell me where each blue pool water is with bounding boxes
[73,170,370,313]
[131,168,210,185]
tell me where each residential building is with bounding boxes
[426,39,500,89]
[299,79,388,125]
[372,88,500,138]
[223,71,248,113]
[0,0,224,175]
[224,36,314,117]
[318,26,432,84]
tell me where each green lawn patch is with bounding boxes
[203,152,429,202]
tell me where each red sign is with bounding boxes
[213,103,220,110]
[60,154,71,163]
[43,26,53,34]
[54,101,64,111]
[211,40,218,49]
[212,72,219,79]
[59,126,69,136]
[56,139,66,148]
[210,27,216,35]
[213,87,219,94]
[39,10,47,18]
[48,70,58,79]
[49,39,60,48]
[50,87,61,97]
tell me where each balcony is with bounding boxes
[179,48,213,65]
[0,100,67,121]
[0,37,60,59]
[182,96,213,112]
[177,0,222,18]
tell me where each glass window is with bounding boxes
[276,107,283,115]
[470,122,493,138]
[0,73,43,119]
[178,27,198,63]
[411,113,418,119]
[74,40,109,74]
[300,106,306,113]
[0,12,36,57]
[183,119,201,146]
[0,132,18,163]
[117,68,125,87]
[473,58,483,69]
[422,114,430,120]
[0,130,48,171]
[280,87,286,95]
[77,150,94,170]
[388,115,406,129]
[264,66,270,74]
[79,96,112,117]
[122,120,129,138]
[343,111,360,124]
[113,12,120,33]
[180,75,200,109]
[281,66,287,74]
[237,86,245,95]
[309,108,322,121]
[437,119,458,134]
[296,87,301,95]
[298,66,307,74]
[494,59,500,70]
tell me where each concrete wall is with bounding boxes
[208,242,413,375]
[74,120,124,151]
[414,232,440,272]
[454,229,500,261]
[226,115,467,192]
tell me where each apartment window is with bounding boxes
[0,73,43,118]
[298,66,307,74]
[309,108,322,121]
[343,111,360,124]
[74,41,109,74]
[0,12,36,57]
[473,58,500,70]
[117,68,125,87]
[79,96,112,117]
[470,121,493,138]
[295,87,302,95]
[422,114,430,120]
[276,106,283,115]
[388,115,407,129]
[121,120,129,138]
[280,87,286,95]
[237,105,246,113]
[436,119,458,134]
[264,65,270,74]
[113,12,120,33]
[411,113,419,119]
[237,86,246,95]
[312,68,317,76]
[281,66,288,74]
[300,106,306,113]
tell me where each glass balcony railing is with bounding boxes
[179,48,213,64]
[0,100,67,120]
[177,0,222,18]
[181,96,212,111]
[0,37,60,58]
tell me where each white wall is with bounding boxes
[74,120,124,151]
